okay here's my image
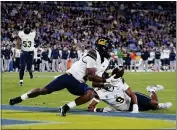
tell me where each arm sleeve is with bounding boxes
[123,83,130,91]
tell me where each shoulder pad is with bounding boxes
[86,49,97,61]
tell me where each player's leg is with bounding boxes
[4,59,7,71]
[173,61,176,71]
[52,59,55,72]
[88,94,100,112]
[170,61,173,72]
[26,51,34,79]
[164,59,168,71]
[134,60,137,71]
[32,59,35,72]
[146,85,172,109]
[8,59,11,71]
[19,51,26,86]
[9,74,69,105]
[56,59,59,71]
[41,60,45,72]
[64,60,67,72]
[46,61,50,71]
[157,59,160,71]
[133,92,158,111]
[161,59,164,71]
[145,60,148,71]
[130,60,133,71]
[1,58,4,72]
[60,89,96,116]
[59,75,96,116]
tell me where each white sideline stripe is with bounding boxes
[2,76,56,78]
[3,122,69,127]
[2,118,70,127]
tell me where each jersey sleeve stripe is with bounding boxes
[87,50,97,61]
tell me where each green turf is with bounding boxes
[1,72,176,129]
[2,72,176,114]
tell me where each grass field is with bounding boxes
[1,72,176,129]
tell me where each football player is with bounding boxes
[9,37,118,116]
[88,67,172,113]
[17,22,36,86]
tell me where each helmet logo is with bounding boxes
[98,39,107,45]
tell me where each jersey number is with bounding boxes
[23,41,32,48]
[116,97,124,103]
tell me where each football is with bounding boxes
[111,67,125,78]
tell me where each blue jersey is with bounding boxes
[42,51,49,61]
[62,50,68,60]
[51,49,60,59]
[169,52,176,61]
[69,50,78,59]
[4,49,12,60]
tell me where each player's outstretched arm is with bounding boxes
[125,86,139,113]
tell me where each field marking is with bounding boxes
[2,75,56,78]
[2,120,69,127]
[2,104,176,121]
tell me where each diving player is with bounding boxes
[17,22,36,86]
[88,67,172,113]
[9,37,118,116]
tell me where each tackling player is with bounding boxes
[9,37,118,116]
[88,67,172,113]
[17,22,36,86]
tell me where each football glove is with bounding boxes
[106,74,119,83]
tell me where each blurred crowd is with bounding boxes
[1,1,176,72]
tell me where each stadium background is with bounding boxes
[1,1,176,72]
[1,1,176,129]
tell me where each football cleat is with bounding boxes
[19,81,23,86]
[30,75,33,79]
[9,97,22,106]
[146,85,164,93]
[30,73,33,79]
[158,102,172,109]
[59,104,70,116]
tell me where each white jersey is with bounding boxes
[77,50,84,60]
[15,49,21,58]
[96,58,109,77]
[148,51,155,61]
[160,50,165,59]
[67,49,101,83]
[95,78,131,111]
[18,31,36,52]
[163,49,170,59]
